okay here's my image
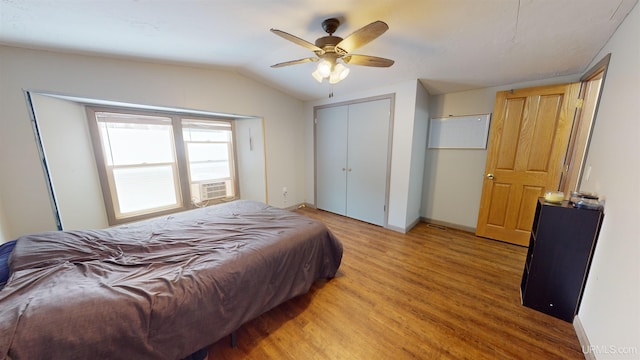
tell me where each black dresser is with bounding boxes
[520,198,604,322]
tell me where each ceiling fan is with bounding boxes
[270,18,394,84]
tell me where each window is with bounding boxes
[182,119,236,204]
[87,108,237,225]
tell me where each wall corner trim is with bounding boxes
[385,224,408,234]
[573,315,594,360]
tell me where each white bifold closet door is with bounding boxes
[316,105,349,215]
[316,98,391,226]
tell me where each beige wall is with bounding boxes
[29,93,267,231]
[0,193,8,243]
[576,3,640,358]
[30,94,109,230]
[234,117,268,204]
[0,45,304,238]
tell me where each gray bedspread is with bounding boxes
[0,200,342,359]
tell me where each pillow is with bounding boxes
[0,240,17,290]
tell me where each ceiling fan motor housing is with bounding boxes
[321,18,341,35]
[315,36,345,56]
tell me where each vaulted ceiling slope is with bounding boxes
[0,0,637,101]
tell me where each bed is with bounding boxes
[0,200,343,359]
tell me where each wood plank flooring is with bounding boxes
[207,207,584,359]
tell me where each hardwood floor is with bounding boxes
[207,208,584,359]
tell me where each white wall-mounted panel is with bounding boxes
[428,114,490,149]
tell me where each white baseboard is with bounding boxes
[385,224,407,233]
[574,315,594,360]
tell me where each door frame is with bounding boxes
[313,93,395,227]
[561,53,611,194]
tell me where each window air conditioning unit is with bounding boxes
[197,181,227,201]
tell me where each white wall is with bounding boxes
[0,45,305,238]
[406,82,429,229]
[576,3,640,359]
[421,74,578,231]
[304,79,428,232]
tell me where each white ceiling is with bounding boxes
[0,0,637,101]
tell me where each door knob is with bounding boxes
[486,173,495,180]
[342,168,346,171]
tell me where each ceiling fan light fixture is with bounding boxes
[331,63,350,84]
[316,60,332,78]
[314,60,350,84]
[311,69,324,83]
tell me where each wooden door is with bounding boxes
[476,83,581,246]
[345,98,391,226]
[316,105,349,215]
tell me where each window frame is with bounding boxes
[86,106,239,225]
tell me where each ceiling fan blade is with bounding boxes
[270,29,324,54]
[271,57,319,68]
[335,20,389,54]
[343,54,394,67]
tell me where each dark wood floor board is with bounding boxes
[208,208,584,359]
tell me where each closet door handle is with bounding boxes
[347,168,352,172]
[342,168,346,171]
